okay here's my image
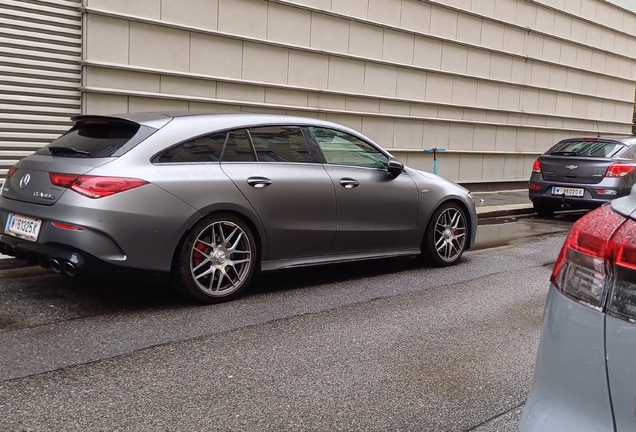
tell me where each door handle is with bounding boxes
[247,177,272,188]
[339,178,359,189]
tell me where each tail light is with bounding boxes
[606,163,635,178]
[49,173,148,199]
[6,167,17,179]
[551,204,636,322]
[532,159,542,173]
[607,220,636,321]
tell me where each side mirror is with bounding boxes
[387,158,404,178]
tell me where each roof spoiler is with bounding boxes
[70,113,173,129]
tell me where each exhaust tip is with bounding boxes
[50,259,62,274]
[61,261,78,277]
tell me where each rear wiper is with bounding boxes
[48,146,91,156]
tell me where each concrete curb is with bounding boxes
[477,204,535,219]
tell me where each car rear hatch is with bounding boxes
[2,115,161,206]
[539,139,627,185]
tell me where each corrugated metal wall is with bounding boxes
[0,0,81,176]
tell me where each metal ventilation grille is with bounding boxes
[0,0,81,177]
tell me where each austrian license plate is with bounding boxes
[552,186,584,197]
[4,213,42,241]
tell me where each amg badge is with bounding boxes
[33,191,56,200]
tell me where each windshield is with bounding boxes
[547,140,625,158]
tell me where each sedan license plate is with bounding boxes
[552,186,584,197]
[4,213,42,241]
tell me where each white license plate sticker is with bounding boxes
[5,213,42,241]
[552,187,584,197]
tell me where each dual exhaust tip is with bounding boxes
[49,259,79,277]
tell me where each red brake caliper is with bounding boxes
[193,242,210,265]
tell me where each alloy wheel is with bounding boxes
[433,207,466,263]
[189,220,253,296]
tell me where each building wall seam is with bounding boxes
[82,60,634,129]
[81,84,631,135]
[83,6,636,86]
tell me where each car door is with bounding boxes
[220,126,336,261]
[307,126,419,255]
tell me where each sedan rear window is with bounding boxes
[35,120,143,158]
[547,140,625,158]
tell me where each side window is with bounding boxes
[309,127,388,169]
[222,129,256,162]
[248,126,315,163]
[621,146,636,160]
[155,132,226,163]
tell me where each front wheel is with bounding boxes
[421,202,468,267]
[173,213,256,304]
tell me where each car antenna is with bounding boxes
[596,121,600,138]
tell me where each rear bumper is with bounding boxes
[520,286,614,431]
[0,184,199,272]
[528,176,631,209]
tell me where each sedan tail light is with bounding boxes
[606,163,635,178]
[607,220,636,321]
[6,167,17,179]
[532,159,542,173]
[49,173,148,199]
[551,204,636,321]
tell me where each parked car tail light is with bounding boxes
[606,219,636,322]
[6,167,17,179]
[551,205,626,309]
[532,159,542,173]
[605,163,635,178]
[49,173,148,199]
[49,172,79,187]
[529,183,541,190]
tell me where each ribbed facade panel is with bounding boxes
[0,0,81,176]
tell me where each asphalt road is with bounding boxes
[0,215,579,431]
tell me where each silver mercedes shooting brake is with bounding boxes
[0,112,477,303]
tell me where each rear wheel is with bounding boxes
[533,202,557,217]
[421,202,467,267]
[173,213,256,304]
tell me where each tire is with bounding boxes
[533,202,556,217]
[421,202,468,267]
[173,213,256,304]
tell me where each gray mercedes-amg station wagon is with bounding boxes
[0,112,477,303]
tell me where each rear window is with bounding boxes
[547,140,625,158]
[35,120,143,158]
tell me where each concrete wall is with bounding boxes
[82,0,636,184]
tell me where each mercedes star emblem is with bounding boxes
[19,173,31,189]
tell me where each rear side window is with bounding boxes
[248,126,314,163]
[155,133,226,163]
[35,120,143,158]
[547,140,625,158]
[222,130,256,162]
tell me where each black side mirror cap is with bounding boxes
[387,158,404,177]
